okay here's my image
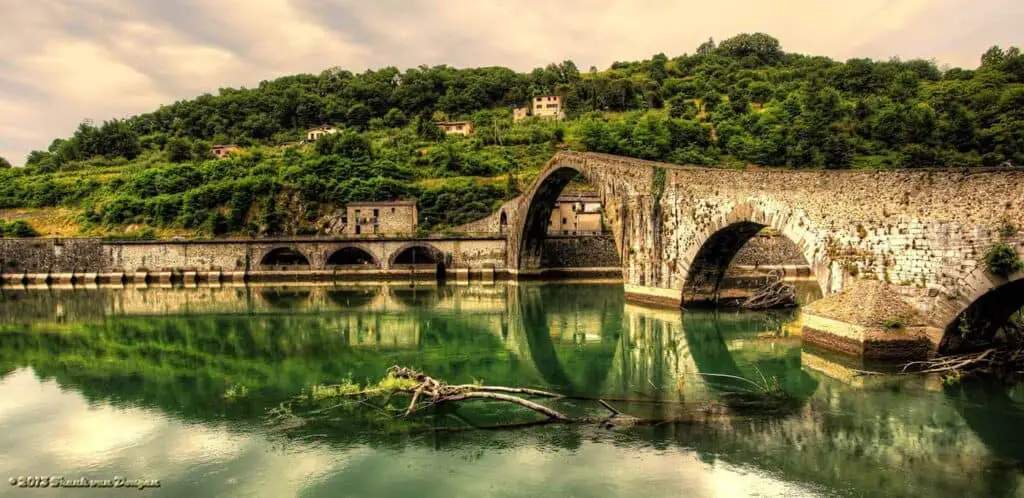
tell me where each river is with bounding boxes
[0,282,1022,497]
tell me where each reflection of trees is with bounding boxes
[0,310,535,423]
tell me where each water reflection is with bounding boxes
[0,283,1021,497]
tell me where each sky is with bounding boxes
[1,0,1022,165]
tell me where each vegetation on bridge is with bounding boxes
[1,32,1022,237]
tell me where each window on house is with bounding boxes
[373,209,379,217]
[562,218,567,225]
[355,209,361,218]
[355,225,361,234]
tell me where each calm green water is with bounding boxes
[0,282,1022,497]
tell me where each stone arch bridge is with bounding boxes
[503,152,1024,352]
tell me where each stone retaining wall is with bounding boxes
[540,234,620,268]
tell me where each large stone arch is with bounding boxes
[676,201,836,307]
[258,246,311,268]
[509,154,634,272]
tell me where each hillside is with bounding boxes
[0,32,1022,238]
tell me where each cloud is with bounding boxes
[0,0,1021,165]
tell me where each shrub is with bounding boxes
[1,220,39,238]
[984,242,1023,278]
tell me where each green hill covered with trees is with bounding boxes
[1,33,1022,238]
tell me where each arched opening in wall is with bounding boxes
[938,279,1024,354]
[681,223,818,309]
[392,246,440,265]
[391,245,446,281]
[259,247,310,268]
[499,211,508,235]
[326,247,378,267]
[518,167,619,273]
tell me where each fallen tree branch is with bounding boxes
[271,366,800,435]
[438,392,570,421]
[741,272,797,309]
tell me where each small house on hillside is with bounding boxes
[532,95,564,120]
[435,121,474,136]
[210,145,241,159]
[306,125,338,141]
[513,106,530,122]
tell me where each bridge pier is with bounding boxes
[800,280,938,360]
[623,284,682,308]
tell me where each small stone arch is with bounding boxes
[678,201,832,307]
[499,211,508,235]
[388,243,447,268]
[259,247,311,268]
[326,246,380,267]
[938,277,1024,354]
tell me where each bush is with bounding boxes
[984,243,1023,278]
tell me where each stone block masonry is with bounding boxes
[506,152,1024,357]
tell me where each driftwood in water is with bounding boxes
[269,367,797,434]
[741,272,797,309]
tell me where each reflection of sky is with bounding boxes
[0,369,821,498]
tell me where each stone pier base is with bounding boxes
[801,313,934,360]
[623,284,681,308]
[800,280,938,361]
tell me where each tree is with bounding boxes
[346,104,371,130]
[0,156,10,168]
[696,37,716,55]
[165,137,192,162]
[822,133,853,169]
[715,33,783,65]
[701,91,721,113]
[383,108,408,128]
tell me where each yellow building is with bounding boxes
[512,106,530,122]
[306,125,338,141]
[548,194,602,235]
[435,121,474,136]
[532,95,564,120]
[210,145,240,159]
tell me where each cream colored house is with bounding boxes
[548,194,602,235]
[306,125,338,141]
[210,145,241,159]
[343,200,418,236]
[435,121,474,136]
[532,95,564,120]
[513,106,530,122]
